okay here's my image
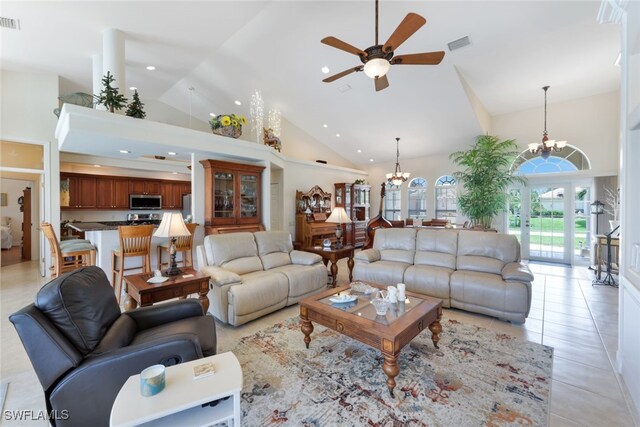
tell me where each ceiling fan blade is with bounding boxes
[374,75,389,92]
[382,13,426,53]
[323,66,364,83]
[321,36,367,57]
[392,51,445,65]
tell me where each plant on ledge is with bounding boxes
[450,135,525,229]
[95,71,127,113]
[125,89,146,119]
[210,114,247,139]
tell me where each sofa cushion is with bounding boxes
[35,266,121,356]
[204,233,263,275]
[414,229,458,269]
[457,231,519,264]
[269,263,327,300]
[290,250,322,266]
[254,231,293,270]
[457,255,505,275]
[353,260,410,285]
[228,271,289,317]
[403,265,453,307]
[374,228,417,264]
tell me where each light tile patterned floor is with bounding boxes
[1,260,638,426]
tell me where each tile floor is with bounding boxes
[1,259,638,426]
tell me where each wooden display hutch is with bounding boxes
[335,183,370,247]
[295,186,336,248]
[200,159,265,235]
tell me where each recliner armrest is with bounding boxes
[502,262,534,282]
[290,250,322,265]
[200,265,242,287]
[125,299,205,331]
[355,248,380,263]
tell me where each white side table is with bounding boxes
[110,352,242,427]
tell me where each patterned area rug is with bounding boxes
[232,316,553,426]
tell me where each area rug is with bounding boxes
[232,316,553,426]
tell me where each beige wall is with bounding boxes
[0,141,44,169]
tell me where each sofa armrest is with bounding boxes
[196,245,208,269]
[291,250,322,266]
[200,265,242,287]
[502,262,534,282]
[355,248,380,263]
[124,299,205,331]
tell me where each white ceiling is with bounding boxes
[1,1,620,166]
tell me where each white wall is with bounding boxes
[143,99,210,134]
[0,178,32,244]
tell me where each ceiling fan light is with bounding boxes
[364,58,391,79]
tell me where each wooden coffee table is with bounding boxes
[303,245,354,287]
[123,267,210,312]
[299,283,442,396]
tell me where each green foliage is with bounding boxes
[450,135,525,228]
[125,90,146,119]
[95,71,127,113]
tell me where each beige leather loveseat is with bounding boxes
[196,231,327,326]
[354,228,533,323]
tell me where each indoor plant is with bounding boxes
[210,114,246,139]
[450,135,525,229]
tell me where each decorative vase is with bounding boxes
[212,125,242,139]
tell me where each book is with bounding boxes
[193,362,216,379]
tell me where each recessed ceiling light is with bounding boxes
[323,124,328,128]
[209,113,216,117]
[93,164,101,167]
[167,151,177,156]
[234,100,242,106]
[172,172,178,175]
[119,150,130,154]
[146,66,155,71]
[321,66,330,74]
[129,86,137,91]
[336,133,340,137]
[369,158,374,162]
[357,149,362,153]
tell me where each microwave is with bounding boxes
[129,194,162,210]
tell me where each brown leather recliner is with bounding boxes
[10,266,216,427]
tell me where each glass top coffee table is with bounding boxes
[299,282,442,396]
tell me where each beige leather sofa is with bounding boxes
[196,231,327,326]
[354,228,533,323]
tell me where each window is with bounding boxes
[408,177,427,218]
[383,183,401,220]
[435,175,457,220]
[511,144,591,175]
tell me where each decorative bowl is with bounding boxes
[350,281,376,294]
[212,125,242,139]
[371,297,389,315]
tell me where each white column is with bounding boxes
[92,53,105,110]
[102,28,125,108]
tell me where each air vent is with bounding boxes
[338,84,352,93]
[448,36,470,51]
[0,17,20,30]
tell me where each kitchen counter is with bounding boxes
[67,222,117,232]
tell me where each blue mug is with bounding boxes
[140,364,166,397]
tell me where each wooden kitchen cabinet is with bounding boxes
[129,180,160,195]
[200,159,264,232]
[76,176,97,208]
[96,177,130,209]
[160,181,190,209]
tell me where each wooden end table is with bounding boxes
[299,283,442,396]
[303,245,354,287]
[123,267,210,312]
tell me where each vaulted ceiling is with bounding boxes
[1,1,620,165]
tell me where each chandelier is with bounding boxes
[528,86,566,159]
[386,137,410,185]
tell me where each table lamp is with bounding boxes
[325,207,352,249]
[153,212,191,276]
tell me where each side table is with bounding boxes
[123,267,210,312]
[110,352,242,427]
[303,245,354,287]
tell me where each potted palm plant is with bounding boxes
[450,135,525,229]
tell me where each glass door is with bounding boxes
[574,185,592,265]
[528,186,566,262]
[239,174,259,221]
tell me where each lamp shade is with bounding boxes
[325,207,352,224]
[153,212,190,238]
[363,58,391,78]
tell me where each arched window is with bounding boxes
[383,183,401,220]
[408,177,427,219]
[511,144,591,175]
[435,175,457,220]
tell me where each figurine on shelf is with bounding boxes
[263,128,282,152]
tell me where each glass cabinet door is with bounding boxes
[214,172,234,218]
[240,174,258,219]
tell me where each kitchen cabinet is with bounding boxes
[62,174,97,208]
[129,180,160,195]
[200,159,264,232]
[160,181,190,209]
[96,177,129,209]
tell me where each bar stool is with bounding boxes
[157,223,197,269]
[41,222,96,278]
[112,225,154,303]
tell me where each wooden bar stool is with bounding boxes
[112,225,154,303]
[157,223,197,269]
[41,222,96,278]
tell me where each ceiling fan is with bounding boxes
[321,0,445,92]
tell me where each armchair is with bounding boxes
[9,266,216,427]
